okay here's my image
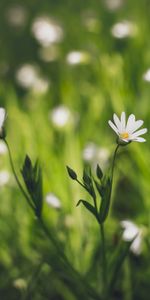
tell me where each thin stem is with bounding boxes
[99,144,119,298]
[111,144,120,180]
[100,223,107,298]
[76,178,86,189]
[4,139,34,210]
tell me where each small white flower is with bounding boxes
[121,220,142,255]
[108,112,147,143]
[45,193,61,209]
[0,108,6,138]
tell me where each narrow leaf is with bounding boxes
[83,169,92,186]
[66,166,77,180]
[96,164,103,180]
[99,177,112,223]
[77,199,99,221]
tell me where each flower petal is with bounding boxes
[120,112,126,132]
[108,120,119,134]
[133,137,146,142]
[0,108,6,128]
[126,114,135,132]
[113,114,121,131]
[129,120,144,134]
[131,128,147,138]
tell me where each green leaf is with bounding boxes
[94,179,104,198]
[76,199,99,221]
[107,238,135,293]
[82,168,96,200]
[83,168,92,186]
[21,155,43,218]
[96,164,103,180]
[66,166,77,180]
[99,176,112,223]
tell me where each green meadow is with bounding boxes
[0,0,150,299]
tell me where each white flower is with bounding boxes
[49,105,72,128]
[121,220,142,255]
[45,193,61,209]
[0,108,6,138]
[108,112,147,143]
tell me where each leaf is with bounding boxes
[99,176,112,223]
[76,199,99,221]
[96,164,103,180]
[21,155,43,217]
[83,168,92,186]
[82,168,96,200]
[107,238,135,293]
[94,179,104,198]
[66,166,77,180]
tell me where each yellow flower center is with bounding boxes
[120,132,129,139]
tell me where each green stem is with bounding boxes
[111,144,120,180]
[99,144,119,298]
[4,139,35,210]
[100,223,107,298]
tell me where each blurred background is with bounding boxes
[0,0,150,299]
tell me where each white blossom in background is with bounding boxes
[66,51,90,65]
[83,143,97,162]
[13,278,27,290]
[0,170,10,186]
[15,64,50,93]
[105,0,124,11]
[121,220,143,255]
[31,16,64,47]
[83,142,109,169]
[5,5,27,27]
[0,108,7,138]
[0,141,7,155]
[31,77,49,94]
[108,112,147,143]
[111,21,137,39]
[45,193,61,209]
[16,64,39,89]
[49,105,73,129]
[143,69,150,82]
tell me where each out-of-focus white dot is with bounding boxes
[105,0,124,11]
[66,51,90,65]
[49,105,73,128]
[45,193,61,209]
[15,64,50,93]
[32,77,50,94]
[0,170,10,186]
[143,69,150,82]
[31,16,64,47]
[6,5,27,27]
[83,143,109,169]
[16,64,39,89]
[121,220,142,255]
[0,141,7,155]
[13,278,27,290]
[111,21,136,39]
[83,143,97,162]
